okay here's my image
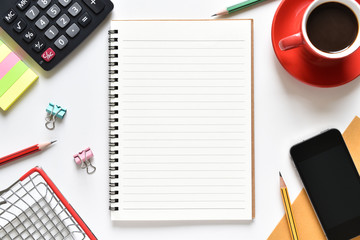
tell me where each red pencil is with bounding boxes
[0,141,56,166]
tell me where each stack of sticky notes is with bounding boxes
[0,39,38,111]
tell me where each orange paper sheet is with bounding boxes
[268,116,360,240]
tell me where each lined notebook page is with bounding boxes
[111,20,254,221]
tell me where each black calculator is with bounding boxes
[0,0,113,71]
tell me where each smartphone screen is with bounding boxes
[290,129,360,240]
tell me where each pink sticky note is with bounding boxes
[0,52,20,80]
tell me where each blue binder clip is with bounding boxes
[45,103,66,130]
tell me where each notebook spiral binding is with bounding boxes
[108,29,119,211]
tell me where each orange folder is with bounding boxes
[268,116,360,240]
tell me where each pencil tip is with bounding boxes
[51,140,57,144]
[211,14,217,17]
[279,171,282,177]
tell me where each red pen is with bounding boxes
[0,141,56,166]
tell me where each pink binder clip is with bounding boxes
[74,148,96,174]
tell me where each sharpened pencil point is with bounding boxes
[211,14,217,17]
[50,140,57,144]
[279,171,282,177]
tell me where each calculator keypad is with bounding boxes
[54,35,68,49]
[1,0,113,70]
[41,47,55,62]
[35,15,49,29]
[45,25,59,40]
[47,4,61,18]
[78,12,91,27]
[59,0,72,7]
[82,0,104,14]
[4,9,17,23]
[37,0,52,9]
[66,23,80,38]
[32,39,46,52]
[56,14,70,28]
[13,18,27,33]
[23,28,36,42]
[25,6,40,20]
[17,0,31,11]
[68,2,82,17]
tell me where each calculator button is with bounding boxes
[45,25,59,40]
[56,14,70,28]
[82,0,104,14]
[58,0,72,7]
[78,12,91,27]
[13,18,27,33]
[47,4,60,18]
[68,2,82,17]
[23,28,36,43]
[17,0,31,11]
[54,35,68,49]
[32,38,46,52]
[37,0,52,9]
[66,23,80,38]
[4,9,18,24]
[35,15,49,30]
[25,6,40,20]
[41,47,55,62]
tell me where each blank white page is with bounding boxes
[110,20,254,221]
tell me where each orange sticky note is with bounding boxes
[268,116,360,240]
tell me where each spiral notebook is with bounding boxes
[108,20,254,221]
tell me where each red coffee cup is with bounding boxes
[279,0,360,60]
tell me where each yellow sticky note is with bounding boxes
[0,44,11,63]
[0,68,38,111]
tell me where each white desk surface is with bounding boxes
[1,0,360,239]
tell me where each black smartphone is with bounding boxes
[290,129,360,240]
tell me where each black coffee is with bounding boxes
[306,2,358,53]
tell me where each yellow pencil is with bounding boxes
[279,172,300,240]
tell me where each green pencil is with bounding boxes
[212,0,268,17]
